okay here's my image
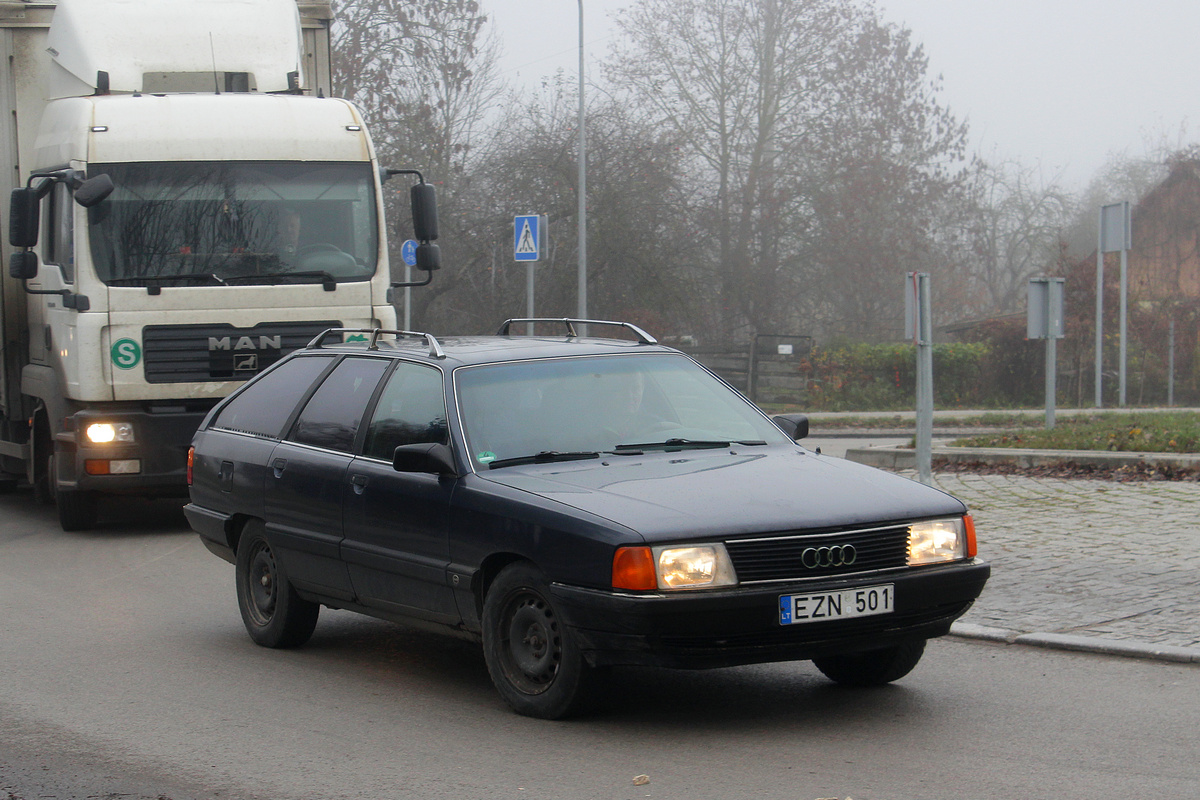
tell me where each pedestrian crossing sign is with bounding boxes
[514,214,540,262]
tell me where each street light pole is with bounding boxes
[576,0,587,321]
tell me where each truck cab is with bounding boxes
[0,0,438,529]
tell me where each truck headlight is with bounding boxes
[907,517,968,565]
[86,422,135,444]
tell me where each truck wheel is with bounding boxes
[235,520,319,648]
[812,639,926,687]
[56,489,98,532]
[481,562,598,719]
[31,420,53,505]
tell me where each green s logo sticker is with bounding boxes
[111,338,142,370]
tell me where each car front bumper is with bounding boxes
[550,559,990,669]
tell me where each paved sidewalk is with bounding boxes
[900,469,1200,662]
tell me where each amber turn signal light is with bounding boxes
[964,514,977,559]
[612,546,657,591]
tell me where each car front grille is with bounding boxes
[725,523,910,583]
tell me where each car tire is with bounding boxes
[482,562,598,719]
[235,520,319,648]
[812,639,926,687]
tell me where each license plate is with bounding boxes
[779,584,894,625]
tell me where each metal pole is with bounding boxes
[526,263,535,336]
[576,0,587,322]
[916,273,933,485]
[1045,336,1056,430]
[1168,318,1175,407]
[1094,217,1104,408]
[1119,247,1128,406]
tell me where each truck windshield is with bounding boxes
[87,161,378,286]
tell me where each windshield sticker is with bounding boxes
[477,451,497,464]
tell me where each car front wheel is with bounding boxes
[482,562,598,719]
[235,520,319,648]
[812,639,926,686]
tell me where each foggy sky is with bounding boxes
[486,0,1200,189]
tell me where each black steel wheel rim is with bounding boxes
[499,590,561,695]
[245,541,278,627]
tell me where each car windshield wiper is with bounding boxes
[613,438,767,452]
[487,450,601,469]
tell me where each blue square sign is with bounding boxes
[514,214,540,262]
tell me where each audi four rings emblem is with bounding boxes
[801,545,857,569]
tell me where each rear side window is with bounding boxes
[290,357,389,452]
[211,355,333,438]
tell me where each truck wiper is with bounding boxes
[487,451,601,469]
[106,273,226,285]
[613,438,767,452]
[224,270,337,289]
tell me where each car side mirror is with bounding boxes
[392,442,457,476]
[771,413,809,441]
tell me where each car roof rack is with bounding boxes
[306,328,446,359]
[496,318,658,345]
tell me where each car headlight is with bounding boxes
[908,516,973,565]
[85,422,135,444]
[612,544,738,591]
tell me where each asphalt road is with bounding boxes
[2,491,1198,800]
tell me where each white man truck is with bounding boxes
[1,0,440,530]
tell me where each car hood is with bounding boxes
[478,446,966,542]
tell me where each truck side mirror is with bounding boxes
[74,173,114,208]
[410,182,438,243]
[9,188,40,248]
[415,243,441,272]
[8,250,38,280]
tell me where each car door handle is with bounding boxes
[272,458,287,478]
[350,474,368,495]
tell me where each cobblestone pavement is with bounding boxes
[905,470,1200,650]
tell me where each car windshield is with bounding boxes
[454,353,790,469]
[87,161,378,287]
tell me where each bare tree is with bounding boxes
[606,0,970,343]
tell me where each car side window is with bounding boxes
[362,362,448,460]
[211,355,333,438]
[290,357,389,452]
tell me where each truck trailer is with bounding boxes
[0,0,439,530]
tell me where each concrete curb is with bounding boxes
[844,444,1200,472]
[949,622,1200,664]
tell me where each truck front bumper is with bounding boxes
[58,404,215,496]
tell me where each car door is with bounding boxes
[264,356,390,601]
[341,361,459,623]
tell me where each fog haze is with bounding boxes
[487,0,1200,188]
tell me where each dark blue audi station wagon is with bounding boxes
[185,320,989,718]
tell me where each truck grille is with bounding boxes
[142,321,340,383]
[725,523,911,583]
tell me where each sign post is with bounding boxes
[1028,277,1065,429]
[904,272,933,484]
[1097,201,1131,407]
[514,215,544,334]
[400,239,418,328]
